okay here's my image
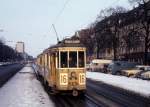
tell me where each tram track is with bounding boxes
[46,88,110,107]
[85,94,108,107]
[37,71,150,107]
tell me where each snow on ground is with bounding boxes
[87,71,150,98]
[0,65,55,107]
[0,62,3,66]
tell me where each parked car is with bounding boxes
[89,59,112,72]
[86,64,90,71]
[107,61,137,75]
[121,65,144,77]
[140,71,150,80]
[134,65,150,80]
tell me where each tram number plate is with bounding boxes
[60,73,68,85]
[79,73,85,85]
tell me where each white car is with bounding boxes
[140,71,150,80]
[86,64,90,71]
[121,65,150,77]
[89,59,112,72]
[134,65,150,80]
[121,69,142,77]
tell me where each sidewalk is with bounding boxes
[0,65,54,107]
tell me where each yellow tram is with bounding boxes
[36,38,86,96]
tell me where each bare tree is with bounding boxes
[128,0,149,5]
[78,28,95,56]
[129,0,150,64]
[94,26,113,58]
[107,6,127,60]
[123,30,142,54]
[0,39,3,45]
[93,6,127,60]
[0,38,23,62]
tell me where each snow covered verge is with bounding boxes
[0,66,54,107]
[87,72,150,98]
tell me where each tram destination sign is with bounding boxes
[64,40,80,44]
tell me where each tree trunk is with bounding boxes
[143,1,150,65]
[96,45,100,59]
[144,28,149,65]
[113,27,117,61]
[144,40,148,65]
[113,45,117,60]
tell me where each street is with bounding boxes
[47,79,150,107]
[0,63,24,87]
[0,65,150,107]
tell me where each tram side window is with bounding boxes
[79,52,85,67]
[47,54,49,66]
[57,52,59,68]
[60,52,68,68]
[69,52,77,68]
[40,57,42,65]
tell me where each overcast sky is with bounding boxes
[0,0,131,57]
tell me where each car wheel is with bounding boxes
[116,71,121,75]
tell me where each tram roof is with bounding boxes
[41,38,85,54]
[49,38,85,49]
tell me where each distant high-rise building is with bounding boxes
[15,42,25,53]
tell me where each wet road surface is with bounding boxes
[44,79,150,107]
[0,63,24,87]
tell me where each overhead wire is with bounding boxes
[53,0,71,25]
[39,0,71,53]
[49,0,71,40]
[49,0,71,30]
[49,0,120,38]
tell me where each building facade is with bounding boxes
[15,42,25,53]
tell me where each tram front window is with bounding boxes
[79,51,85,67]
[69,52,77,68]
[60,52,68,68]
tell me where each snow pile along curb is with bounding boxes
[87,72,150,98]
